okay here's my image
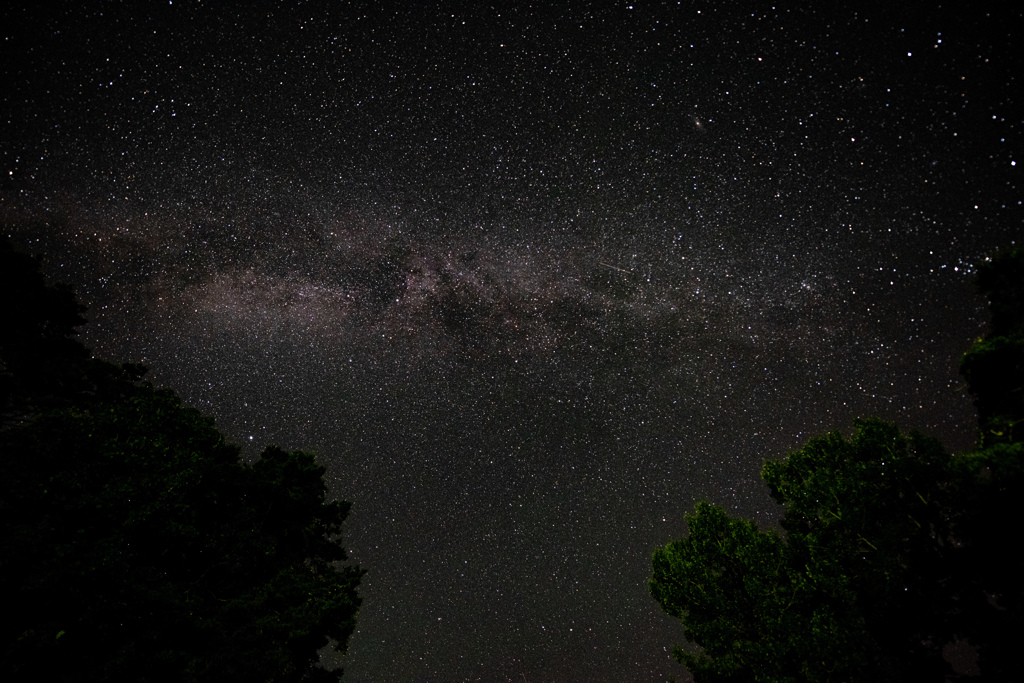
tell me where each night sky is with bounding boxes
[2,2,1020,681]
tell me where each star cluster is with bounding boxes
[2,2,1020,681]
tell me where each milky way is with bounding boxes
[2,2,1020,680]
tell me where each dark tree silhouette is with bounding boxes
[0,239,363,682]
[652,420,955,682]
[953,246,1024,678]
[651,247,1024,682]
[0,238,89,424]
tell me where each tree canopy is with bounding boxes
[0,238,90,424]
[0,239,363,682]
[953,246,1024,677]
[651,246,1024,682]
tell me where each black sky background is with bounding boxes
[2,2,1020,681]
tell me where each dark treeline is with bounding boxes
[0,237,363,682]
[651,247,1024,682]
[4,232,1021,682]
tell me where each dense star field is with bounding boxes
[2,2,1020,680]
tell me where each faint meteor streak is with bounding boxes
[598,261,632,274]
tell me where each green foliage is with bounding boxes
[764,420,956,680]
[652,421,953,683]
[651,503,801,682]
[652,247,1024,681]
[961,334,1024,446]
[0,239,362,682]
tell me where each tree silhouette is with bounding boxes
[0,239,363,682]
[953,246,1024,678]
[0,238,90,425]
[651,247,1024,682]
[652,420,954,682]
